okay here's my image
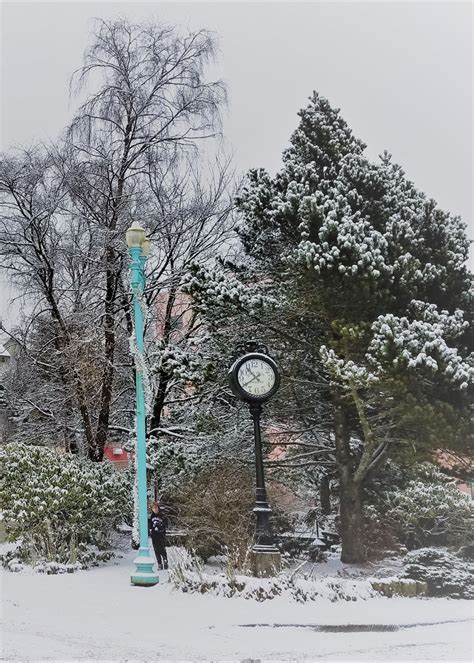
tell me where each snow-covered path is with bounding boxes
[1,549,473,661]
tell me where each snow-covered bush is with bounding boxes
[402,548,474,599]
[173,464,255,568]
[169,558,376,602]
[0,443,132,566]
[0,544,116,574]
[382,464,471,549]
[364,463,471,555]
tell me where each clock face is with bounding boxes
[237,358,276,397]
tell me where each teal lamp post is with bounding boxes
[126,221,159,587]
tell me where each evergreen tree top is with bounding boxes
[236,92,472,317]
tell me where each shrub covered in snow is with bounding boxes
[169,551,376,602]
[173,464,255,567]
[0,545,119,573]
[0,443,132,566]
[364,463,471,555]
[402,548,474,599]
[383,471,471,549]
[0,544,117,573]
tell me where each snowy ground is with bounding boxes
[1,545,473,661]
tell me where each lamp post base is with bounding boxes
[131,548,159,586]
[250,548,281,577]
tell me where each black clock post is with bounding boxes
[249,400,278,550]
[228,341,281,577]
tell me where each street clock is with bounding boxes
[227,343,282,573]
[228,352,280,403]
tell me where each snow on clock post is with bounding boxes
[228,341,281,577]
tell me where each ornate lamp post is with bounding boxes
[126,221,159,587]
[228,341,281,577]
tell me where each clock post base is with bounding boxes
[250,549,281,577]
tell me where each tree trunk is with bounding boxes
[339,474,365,563]
[93,119,133,461]
[334,400,366,563]
[149,371,170,436]
[47,305,95,457]
[149,288,176,436]
[94,246,119,462]
[320,474,331,515]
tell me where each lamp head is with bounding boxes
[126,221,146,249]
[141,238,151,257]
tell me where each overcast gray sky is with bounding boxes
[0,1,473,324]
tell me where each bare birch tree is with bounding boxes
[0,18,230,460]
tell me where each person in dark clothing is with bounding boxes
[148,502,168,570]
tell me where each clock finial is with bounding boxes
[233,339,269,360]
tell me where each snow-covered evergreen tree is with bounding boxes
[184,92,473,563]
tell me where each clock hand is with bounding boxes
[242,375,258,387]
